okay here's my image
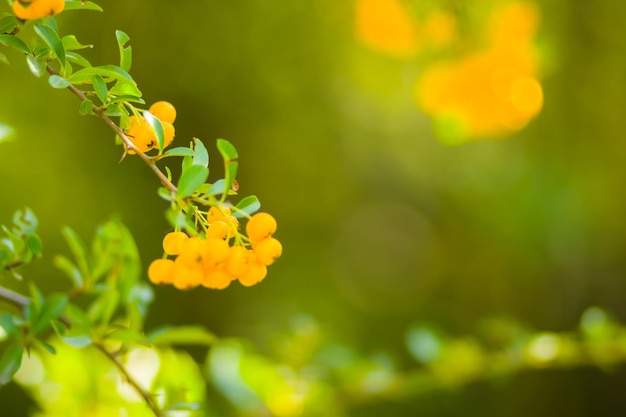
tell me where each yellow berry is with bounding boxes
[126,116,156,154]
[13,0,64,20]
[201,238,230,268]
[202,267,232,290]
[205,221,229,239]
[162,231,188,255]
[253,237,283,266]
[172,260,203,290]
[177,237,207,267]
[148,258,174,284]
[207,206,232,224]
[238,252,267,286]
[246,212,277,243]
[149,101,177,124]
[225,245,250,277]
[162,121,175,148]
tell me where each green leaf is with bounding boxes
[66,51,92,68]
[177,165,209,198]
[31,293,68,335]
[92,75,107,103]
[87,290,119,325]
[26,55,45,77]
[108,79,142,98]
[0,313,19,338]
[38,341,56,355]
[53,255,83,288]
[62,333,92,348]
[64,1,103,11]
[115,30,132,72]
[143,110,165,152]
[13,207,38,235]
[61,226,90,279]
[26,235,42,257]
[106,94,144,106]
[68,65,134,85]
[157,187,173,202]
[233,195,260,218]
[0,35,30,55]
[148,325,216,346]
[0,344,23,385]
[193,138,209,167]
[42,17,58,32]
[48,74,70,89]
[34,24,65,67]
[216,139,239,200]
[0,16,18,34]
[79,99,94,115]
[0,51,8,65]
[61,35,93,51]
[163,147,195,157]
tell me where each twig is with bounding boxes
[44,65,177,195]
[0,285,164,417]
[0,286,30,307]
[94,343,164,416]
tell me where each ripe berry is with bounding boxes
[237,251,267,286]
[126,115,156,153]
[13,0,64,20]
[202,268,232,290]
[253,237,283,266]
[225,245,250,277]
[162,231,188,255]
[149,101,177,124]
[148,258,175,284]
[163,121,175,148]
[246,212,277,243]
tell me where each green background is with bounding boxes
[2,0,626,415]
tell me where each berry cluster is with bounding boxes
[126,101,177,154]
[415,2,543,141]
[12,0,64,20]
[148,210,282,290]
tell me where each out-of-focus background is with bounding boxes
[3,0,626,415]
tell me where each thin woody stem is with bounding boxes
[0,285,164,417]
[45,65,177,195]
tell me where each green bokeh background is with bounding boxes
[3,0,626,415]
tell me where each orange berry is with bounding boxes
[149,101,177,124]
[238,262,267,286]
[201,238,230,268]
[125,115,156,154]
[207,206,232,224]
[148,258,175,284]
[225,245,250,277]
[13,0,64,20]
[246,212,277,243]
[253,237,283,266]
[162,121,175,148]
[206,221,229,240]
[172,260,203,289]
[177,237,207,267]
[162,231,188,255]
[202,267,232,290]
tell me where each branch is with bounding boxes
[0,285,164,417]
[44,65,177,195]
[94,343,163,416]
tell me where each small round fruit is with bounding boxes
[149,101,177,124]
[253,237,283,266]
[148,258,174,284]
[246,212,277,243]
[162,231,188,255]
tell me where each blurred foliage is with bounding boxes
[3,0,626,416]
